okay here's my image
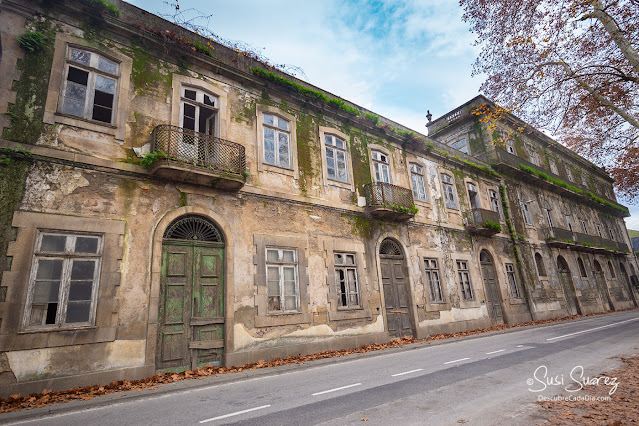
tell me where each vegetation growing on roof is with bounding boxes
[17,31,47,52]
[82,0,120,17]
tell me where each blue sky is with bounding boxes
[127,0,639,229]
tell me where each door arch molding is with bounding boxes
[146,206,236,370]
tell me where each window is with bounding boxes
[324,134,349,183]
[424,258,443,302]
[451,139,468,154]
[266,248,299,312]
[608,227,616,241]
[506,263,521,298]
[608,261,616,278]
[489,189,501,218]
[578,258,588,277]
[566,168,573,182]
[549,160,558,175]
[565,215,574,232]
[581,220,588,234]
[263,114,291,168]
[457,260,474,300]
[535,252,547,276]
[505,140,515,154]
[526,144,539,166]
[522,202,533,225]
[23,232,102,329]
[60,47,119,124]
[410,163,427,202]
[581,174,588,187]
[596,224,603,238]
[441,173,457,209]
[180,87,217,136]
[334,253,360,308]
[372,150,391,183]
[544,203,554,227]
[467,182,480,209]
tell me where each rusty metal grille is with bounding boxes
[363,182,414,209]
[164,215,223,242]
[469,208,500,226]
[379,239,403,257]
[151,125,245,175]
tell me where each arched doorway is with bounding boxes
[480,250,504,324]
[593,260,614,311]
[557,256,580,316]
[619,263,638,307]
[379,239,413,338]
[157,215,225,371]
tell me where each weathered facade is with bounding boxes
[0,0,637,397]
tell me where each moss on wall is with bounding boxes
[468,119,486,155]
[0,160,30,287]
[3,21,55,144]
[126,41,172,97]
[349,133,372,195]
[296,113,318,195]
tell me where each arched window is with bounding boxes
[608,261,616,278]
[578,258,588,278]
[163,215,223,242]
[535,252,547,276]
[543,201,554,228]
[441,173,457,209]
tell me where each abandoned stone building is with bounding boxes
[0,0,637,397]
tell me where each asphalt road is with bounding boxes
[5,310,639,425]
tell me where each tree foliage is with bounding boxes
[460,0,639,201]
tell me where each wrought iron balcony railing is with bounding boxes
[151,125,246,176]
[363,182,415,220]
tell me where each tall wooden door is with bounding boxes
[380,239,413,338]
[594,261,614,311]
[157,242,224,371]
[480,251,504,324]
[558,256,580,315]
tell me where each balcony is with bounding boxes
[542,227,575,248]
[363,182,416,221]
[148,125,246,190]
[543,228,629,255]
[465,208,502,236]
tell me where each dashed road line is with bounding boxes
[444,357,470,365]
[546,317,639,342]
[486,349,505,355]
[391,368,423,377]
[200,405,271,423]
[312,383,362,396]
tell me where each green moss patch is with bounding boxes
[0,160,30,285]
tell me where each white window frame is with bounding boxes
[262,114,292,169]
[22,231,103,331]
[522,202,533,225]
[566,168,573,182]
[505,263,521,298]
[441,173,458,209]
[565,215,574,232]
[489,189,502,219]
[372,150,391,183]
[424,258,444,303]
[457,260,474,300]
[549,160,558,175]
[58,46,120,125]
[334,252,360,309]
[581,220,588,234]
[505,139,515,154]
[324,134,349,183]
[266,248,300,313]
[410,163,428,202]
[179,86,218,136]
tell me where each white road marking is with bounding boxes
[546,317,639,342]
[444,357,470,365]
[516,345,524,348]
[199,405,271,423]
[486,349,505,355]
[391,368,423,377]
[312,383,362,396]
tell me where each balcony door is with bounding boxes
[178,87,218,163]
[379,239,413,338]
[558,256,580,316]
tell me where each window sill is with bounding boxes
[19,324,97,334]
[326,178,354,192]
[261,163,296,178]
[51,112,118,136]
[255,312,311,327]
[329,308,371,321]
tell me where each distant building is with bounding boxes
[0,0,637,397]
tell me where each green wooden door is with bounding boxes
[157,242,224,371]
